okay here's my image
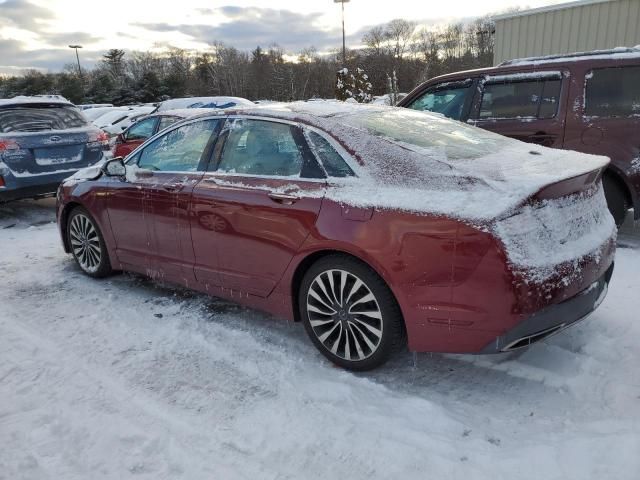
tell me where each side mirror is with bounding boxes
[102,157,126,177]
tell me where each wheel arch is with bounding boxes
[59,201,84,253]
[604,165,633,208]
[289,248,405,334]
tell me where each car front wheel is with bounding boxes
[299,255,405,371]
[67,207,113,278]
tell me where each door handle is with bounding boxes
[529,132,556,146]
[161,183,184,192]
[268,192,299,205]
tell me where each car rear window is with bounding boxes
[342,108,513,160]
[0,105,88,133]
[584,66,640,117]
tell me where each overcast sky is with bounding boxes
[0,0,567,75]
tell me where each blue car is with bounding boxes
[0,97,110,202]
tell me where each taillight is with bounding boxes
[87,131,110,149]
[0,139,20,152]
[0,175,5,188]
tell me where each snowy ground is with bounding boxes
[1,198,639,480]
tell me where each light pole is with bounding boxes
[334,0,350,66]
[68,45,83,77]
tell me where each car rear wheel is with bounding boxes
[67,207,112,278]
[602,174,629,228]
[299,254,405,371]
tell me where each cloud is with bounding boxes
[0,38,100,75]
[134,7,344,52]
[43,31,102,46]
[0,0,53,30]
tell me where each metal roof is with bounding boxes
[492,0,615,21]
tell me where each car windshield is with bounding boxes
[0,104,88,133]
[340,108,513,160]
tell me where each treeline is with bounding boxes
[0,17,495,105]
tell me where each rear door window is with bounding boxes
[305,131,354,177]
[0,105,88,133]
[158,116,180,132]
[584,66,640,117]
[479,75,562,120]
[125,117,157,141]
[407,82,473,121]
[216,119,305,177]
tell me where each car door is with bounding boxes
[403,79,476,122]
[105,149,152,271]
[468,71,568,148]
[133,118,223,283]
[190,117,326,296]
[114,116,158,158]
[564,64,640,171]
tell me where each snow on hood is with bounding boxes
[231,101,609,222]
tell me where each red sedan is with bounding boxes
[112,109,217,158]
[56,103,616,370]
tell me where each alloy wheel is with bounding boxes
[306,269,383,362]
[69,213,102,273]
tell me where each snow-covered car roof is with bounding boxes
[499,46,640,67]
[93,107,155,128]
[0,96,75,108]
[144,108,222,120]
[215,101,609,222]
[156,96,254,112]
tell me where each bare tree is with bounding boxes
[385,19,416,60]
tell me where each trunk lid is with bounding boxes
[0,102,106,176]
[1,128,105,176]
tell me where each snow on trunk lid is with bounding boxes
[491,183,616,283]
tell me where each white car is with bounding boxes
[82,106,125,122]
[78,103,114,110]
[92,106,155,136]
[155,96,254,112]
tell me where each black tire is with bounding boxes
[602,174,629,228]
[299,254,405,371]
[66,206,113,278]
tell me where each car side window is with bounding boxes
[584,66,640,117]
[407,84,472,120]
[216,119,304,177]
[138,119,219,172]
[126,117,157,141]
[305,131,354,177]
[479,77,561,120]
[158,115,180,132]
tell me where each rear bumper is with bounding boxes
[0,182,61,202]
[480,262,614,353]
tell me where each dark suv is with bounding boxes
[398,47,640,226]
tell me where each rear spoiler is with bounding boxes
[534,167,605,201]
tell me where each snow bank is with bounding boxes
[0,216,638,479]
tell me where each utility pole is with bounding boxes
[334,0,350,66]
[68,45,83,77]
